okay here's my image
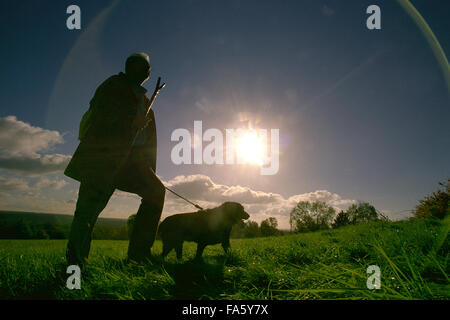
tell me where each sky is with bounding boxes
[0,0,448,229]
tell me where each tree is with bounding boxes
[414,179,449,219]
[345,202,378,224]
[243,220,261,238]
[332,210,350,228]
[260,217,279,236]
[290,201,335,232]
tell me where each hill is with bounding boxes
[0,211,128,240]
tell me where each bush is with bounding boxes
[345,202,379,224]
[414,179,449,219]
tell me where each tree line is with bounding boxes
[227,200,386,237]
[289,201,386,232]
[0,217,128,240]
[2,179,447,239]
[289,178,449,233]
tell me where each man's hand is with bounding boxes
[133,76,164,134]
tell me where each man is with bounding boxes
[64,53,165,265]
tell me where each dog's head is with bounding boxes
[219,202,250,224]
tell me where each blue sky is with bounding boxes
[0,0,448,228]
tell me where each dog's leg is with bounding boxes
[195,243,206,260]
[175,242,183,260]
[162,241,173,258]
[221,230,231,253]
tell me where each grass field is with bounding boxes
[0,217,448,300]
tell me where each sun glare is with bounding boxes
[235,131,265,166]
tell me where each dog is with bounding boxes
[158,202,250,260]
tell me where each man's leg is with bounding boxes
[126,173,165,261]
[115,146,166,261]
[66,181,114,266]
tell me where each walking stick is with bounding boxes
[131,76,166,145]
[146,77,166,116]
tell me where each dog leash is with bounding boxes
[164,186,204,211]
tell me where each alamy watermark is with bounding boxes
[65,4,380,31]
[66,265,81,290]
[366,5,381,30]
[66,5,81,30]
[171,121,279,175]
[366,265,381,290]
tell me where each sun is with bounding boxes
[235,131,265,166]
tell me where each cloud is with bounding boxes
[0,175,68,192]
[0,176,30,191]
[286,190,356,208]
[33,177,68,190]
[0,154,71,176]
[0,116,71,175]
[163,174,357,228]
[166,174,284,204]
[0,190,75,215]
[0,116,63,157]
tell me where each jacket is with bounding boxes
[64,72,157,186]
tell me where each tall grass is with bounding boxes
[0,217,448,300]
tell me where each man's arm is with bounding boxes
[130,77,165,141]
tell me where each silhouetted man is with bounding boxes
[64,53,165,265]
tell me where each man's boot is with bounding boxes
[127,200,163,262]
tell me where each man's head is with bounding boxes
[125,53,151,85]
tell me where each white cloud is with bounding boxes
[0,175,69,192]
[0,116,71,175]
[163,174,357,228]
[33,177,68,190]
[0,191,75,215]
[286,189,356,208]
[165,174,284,204]
[0,154,71,176]
[0,116,63,157]
[0,176,30,191]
